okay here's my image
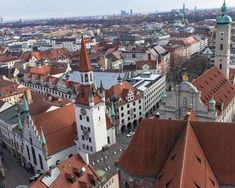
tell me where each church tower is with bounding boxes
[74,38,108,155]
[215,0,232,79]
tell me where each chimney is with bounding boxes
[26,89,33,104]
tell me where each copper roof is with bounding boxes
[79,38,92,72]
[118,118,235,186]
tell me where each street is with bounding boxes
[0,146,32,188]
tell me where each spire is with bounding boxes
[41,127,46,146]
[18,114,23,130]
[111,102,116,118]
[79,37,92,72]
[221,0,227,15]
[23,94,29,112]
[99,80,104,93]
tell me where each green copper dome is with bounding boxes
[217,15,232,24]
[217,0,232,24]
[209,97,216,105]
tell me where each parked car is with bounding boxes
[126,131,135,137]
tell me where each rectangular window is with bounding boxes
[89,137,92,143]
[127,110,130,114]
[133,102,135,105]
[121,113,124,117]
[88,127,90,132]
[220,64,222,70]
[83,144,85,149]
[127,104,130,108]
[86,145,89,150]
[121,106,124,111]
[220,44,223,51]
[82,135,84,140]
[128,117,130,121]
[79,115,82,120]
[90,146,93,152]
[81,125,83,130]
[86,116,89,122]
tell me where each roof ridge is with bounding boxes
[179,121,191,188]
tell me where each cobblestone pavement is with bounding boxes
[0,146,32,188]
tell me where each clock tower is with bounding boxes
[74,38,108,156]
[215,0,232,79]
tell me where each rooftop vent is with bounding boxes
[73,167,86,178]
[102,145,109,152]
[65,173,76,184]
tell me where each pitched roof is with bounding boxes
[192,66,235,115]
[29,154,99,188]
[105,82,141,105]
[30,65,65,76]
[75,85,102,106]
[183,109,198,121]
[32,104,76,155]
[118,118,235,186]
[79,38,92,72]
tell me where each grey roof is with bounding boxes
[0,105,22,125]
[89,143,126,181]
[63,71,127,90]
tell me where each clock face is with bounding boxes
[82,127,90,140]
[219,32,224,38]
[80,108,87,116]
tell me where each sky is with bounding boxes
[0,0,234,21]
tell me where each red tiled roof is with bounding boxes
[30,65,65,76]
[79,38,92,72]
[75,85,102,106]
[32,105,76,155]
[106,115,113,129]
[118,118,235,186]
[0,54,19,62]
[192,66,235,115]
[183,109,198,121]
[106,82,142,105]
[29,154,99,188]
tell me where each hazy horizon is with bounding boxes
[0,0,234,21]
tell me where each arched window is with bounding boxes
[26,146,30,160]
[124,182,130,188]
[90,73,93,82]
[81,74,84,82]
[85,74,88,82]
[39,154,43,170]
[31,147,37,165]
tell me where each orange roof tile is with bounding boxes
[32,105,76,155]
[29,154,99,188]
[79,38,92,72]
[192,66,235,115]
[75,85,102,106]
[118,118,235,186]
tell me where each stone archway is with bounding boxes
[121,125,126,133]
[133,120,138,129]
[26,162,35,174]
[127,122,132,132]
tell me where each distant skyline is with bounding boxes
[0,0,234,21]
